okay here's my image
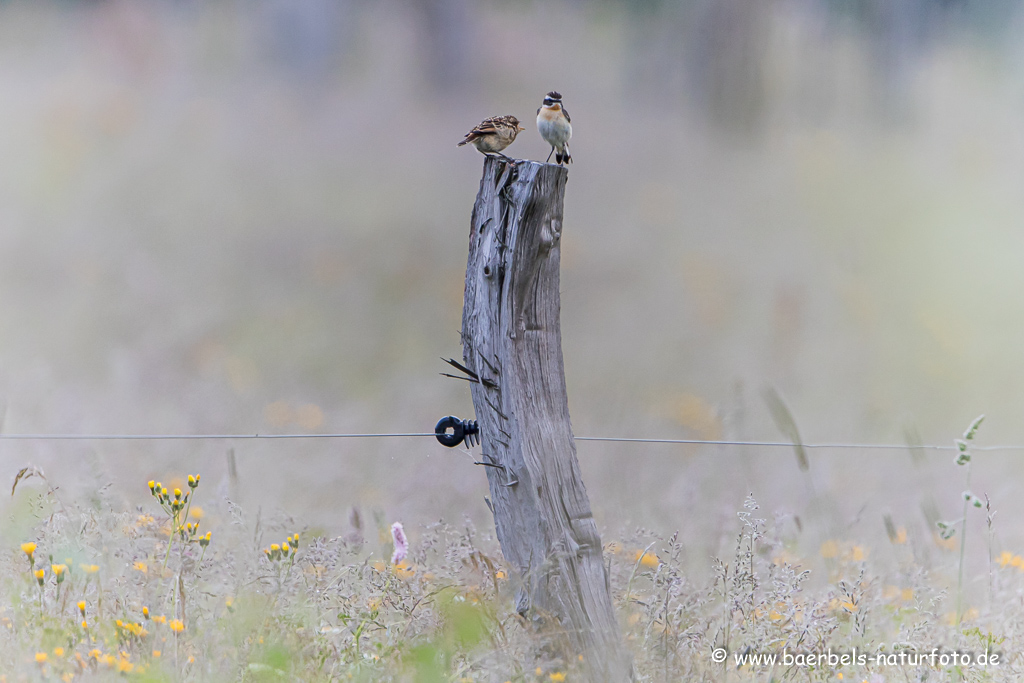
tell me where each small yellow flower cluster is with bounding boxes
[149,480,191,513]
[263,533,300,561]
[86,648,137,672]
[180,521,212,548]
[139,606,170,626]
[149,474,210,553]
[998,551,1024,569]
[115,619,149,638]
[819,539,869,563]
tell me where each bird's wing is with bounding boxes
[459,119,496,145]
[474,117,501,133]
[562,106,570,124]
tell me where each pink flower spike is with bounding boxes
[391,522,408,565]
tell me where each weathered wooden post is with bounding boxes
[461,157,633,681]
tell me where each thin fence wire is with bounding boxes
[0,431,1017,451]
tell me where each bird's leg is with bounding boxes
[545,148,554,163]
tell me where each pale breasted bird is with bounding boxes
[458,115,525,162]
[537,91,572,165]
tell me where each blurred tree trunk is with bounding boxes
[461,157,633,682]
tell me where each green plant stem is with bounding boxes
[624,541,656,607]
[163,518,176,571]
[956,464,972,624]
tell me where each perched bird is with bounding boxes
[458,115,525,161]
[537,91,572,165]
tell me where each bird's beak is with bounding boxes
[518,125,525,131]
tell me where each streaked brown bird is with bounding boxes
[458,115,525,162]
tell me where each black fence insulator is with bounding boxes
[434,416,480,448]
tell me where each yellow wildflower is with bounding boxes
[549,673,567,683]
[169,619,184,633]
[635,550,659,568]
[21,542,36,559]
[134,561,148,574]
[53,647,64,657]
[152,650,161,658]
[81,564,99,574]
[51,564,68,582]
[78,601,86,615]
[35,652,47,663]
[34,568,45,585]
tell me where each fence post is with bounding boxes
[461,157,633,681]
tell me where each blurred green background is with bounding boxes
[2,0,1024,569]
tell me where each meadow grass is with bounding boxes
[2,454,1020,683]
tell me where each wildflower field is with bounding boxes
[3,418,1021,682]
[4,1,1024,681]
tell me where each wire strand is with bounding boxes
[0,433,435,440]
[0,431,1016,450]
